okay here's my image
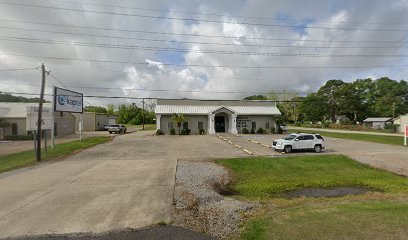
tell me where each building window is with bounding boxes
[265,122,270,129]
[168,121,174,129]
[251,122,256,130]
[198,121,203,129]
[11,123,18,135]
[183,122,189,130]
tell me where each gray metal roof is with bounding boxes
[155,104,281,115]
[363,117,393,122]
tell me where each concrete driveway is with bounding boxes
[0,131,243,238]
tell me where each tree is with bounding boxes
[244,95,268,100]
[106,104,115,115]
[317,80,345,122]
[84,106,107,113]
[299,94,328,122]
[172,113,189,134]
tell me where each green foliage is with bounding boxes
[155,129,164,135]
[0,118,10,128]
[384,124,399,132]
[244,95,268,100]
[199,128,205,135]
[116,104,155,125]
[250,128,255,134]
[256,128,265,134]
[170,128,176,135]
[5,135,33,140]
[106,104,115,115]
[84,106,107,113]
[270,126,275,134]
[172,113,189,135]
[0,92,45,103]
[242,128,249,134]
[181,129,191,135]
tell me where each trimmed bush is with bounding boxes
[5,135,34,141]
[155,129,164,135]
[170,128,176,135]
[242,128,249,134]
[257,128,265,134]
[199,128,205,135]
[181,129,191,135]
[250,128,255,134]
[270,126,276,134]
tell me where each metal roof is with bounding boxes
[155,104,281,115]
[0,102,53,118]
[363,117,393,122]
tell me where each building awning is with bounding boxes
[363,117,393,122]
[155,105,281,115]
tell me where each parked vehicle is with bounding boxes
[108,124,127,134]
[272,133,325,153]
[104,124,111,131]
[280,124,289,132]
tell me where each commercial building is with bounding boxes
[155,99,281,134]
[74,112,117,131]
[0,102,76,139]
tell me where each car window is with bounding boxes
[304,135,314,140]
[315,135,323,140]
[283,134,297,140]
[296,136,305,140]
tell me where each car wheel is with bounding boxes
[109,131,112,134]
[284,145,292,153]
[314,145,322,153]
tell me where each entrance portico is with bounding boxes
[208,106,238,135]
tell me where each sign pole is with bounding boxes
[33,130,37,159]
[51,129,55,149]
[44,130,48,154]
[79,113,83,142]
[404,124,407,146]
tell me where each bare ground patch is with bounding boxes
[172,161,256,239]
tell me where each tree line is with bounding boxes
[245,77,408,124]
[84,104,155,125]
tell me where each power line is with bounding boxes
[2,91,307,102]
[0,2,408,32]
[0,18,406,44]
[3,52,408,69]
[0,67,38,71]
[2,1,408,32]
[2,35,408,57]
[1,25,406,49]
[32,0,408,27]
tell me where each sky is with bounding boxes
[0,0,408,107]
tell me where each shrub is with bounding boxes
[155,129,164,135]
[170,128,176,135]
[250,128,255,134]
[242,128,249,134]
[5,135,34,140]
[270,126,276,134]
[181,129,191,135]
[384,124,399,132]
[256,128,265,134]
[199,128,205,135]
[277,126,283,134]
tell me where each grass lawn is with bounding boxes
[0,136,111,174]
[217,155,408,240]
[295,129,404,146]
[124,123,156,131]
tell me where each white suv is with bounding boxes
[272,133,325,153]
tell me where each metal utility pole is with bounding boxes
[36,63,48,162]
[141,99,145,130]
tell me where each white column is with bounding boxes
[231,114,238,134]
[156,114,161,130]
[208,114,215,134]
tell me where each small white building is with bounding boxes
[155,99,281,134]
[0,102,76,139]
[73,112,117,131]
[363,117,393,129]
[393,114,408,133]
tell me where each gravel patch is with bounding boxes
[172,161,256,239]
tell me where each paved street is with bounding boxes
[0,131,243,238]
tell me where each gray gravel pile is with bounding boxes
[173,161,255,239]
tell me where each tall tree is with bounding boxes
[84,106,107,113]
[299,94,328,122]
[172,113,189,135]
[317,80,345,122]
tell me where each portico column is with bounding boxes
[208,114,215,134]
[231,114,238,134]
[156,114,161,131]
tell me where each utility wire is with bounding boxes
[4,52,408,69]
[0,18,406,44]
[32,0,408,27]
[0,67,39,71]
[1,25,406,48]
[2,1,408,32]
[2,35,408,57]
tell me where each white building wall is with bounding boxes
[159,115,208,134]
[236,115,276,133]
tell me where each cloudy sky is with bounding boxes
[1,0,408,106]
